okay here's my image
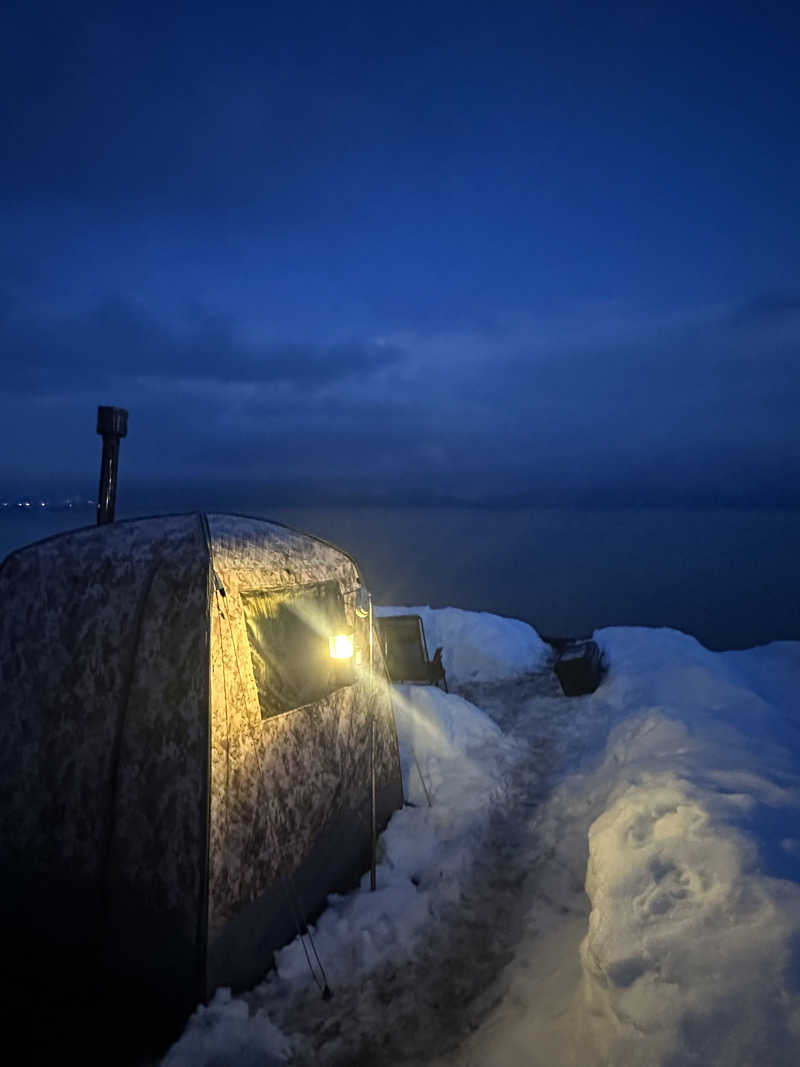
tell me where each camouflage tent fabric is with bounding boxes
[0,513,402,1034]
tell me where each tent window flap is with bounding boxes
[241,580,353,719]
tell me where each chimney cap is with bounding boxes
[96,406,128,438]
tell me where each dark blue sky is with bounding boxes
[2,1,799,502]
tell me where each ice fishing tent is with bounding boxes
[0,513,403,1039]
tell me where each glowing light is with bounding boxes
[329,634,354,659]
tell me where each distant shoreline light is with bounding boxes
[0,498,96,512]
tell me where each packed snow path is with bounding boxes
[242,671,611,1066]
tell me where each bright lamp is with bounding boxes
[329,634,354,659]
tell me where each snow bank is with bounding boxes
[537,630,800,1064]
[387,683,518,875]
[573,631,800,1063]
[580,717,800,1064]
[482,627,800,1062]
[375,604,550,685]
[441,627,800,1067]
[162,988,289,1067]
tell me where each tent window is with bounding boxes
[241,580,353,719]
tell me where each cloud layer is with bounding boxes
[2,288,799,502]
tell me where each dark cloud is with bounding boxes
[2,289,800,503]
[385,293,800,498]
[0,292,403,394]
[733,294,800,326]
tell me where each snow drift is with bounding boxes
[578,629,800,1065]
[455,626,800,1067]
[375,604,550,685]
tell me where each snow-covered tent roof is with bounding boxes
[0,513,402,1042]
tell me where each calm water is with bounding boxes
[2,504,799,651]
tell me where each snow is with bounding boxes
[163,610,800,1066]
[267,682,519,997]
[439,627,800,1067]
[162,988,289,1067]
[576,630,800,1064]
[375,603,551,684]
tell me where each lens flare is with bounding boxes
[329,634,354,659]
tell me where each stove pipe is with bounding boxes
[96,406,128,525]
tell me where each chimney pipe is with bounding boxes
[96,406,128,525]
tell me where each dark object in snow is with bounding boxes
[375,614,448,691]
[95,405,127,525]
[0,514,403,1053]
[555,639,605,696]
[429,646,447,689]
[542,632,591,651]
